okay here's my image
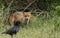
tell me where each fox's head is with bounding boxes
[24,12,31,17]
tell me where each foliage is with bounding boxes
[0,0,60,38]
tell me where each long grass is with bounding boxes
[0,15,60,38]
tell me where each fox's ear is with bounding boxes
[24,12,31,17]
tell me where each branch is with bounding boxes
[23,0,37,11]
[7,0,14,8]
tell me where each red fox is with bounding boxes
[24,12,31,25]
[8,11,32,26]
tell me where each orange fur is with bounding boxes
[9,12,24,25]
[24,12,31,25]
[8,12,32,26]
[24,12,31,17]
[9,14,15,25]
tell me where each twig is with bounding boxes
[7,0,14,8]
[23,0,37,12]
[3,0,14,27]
